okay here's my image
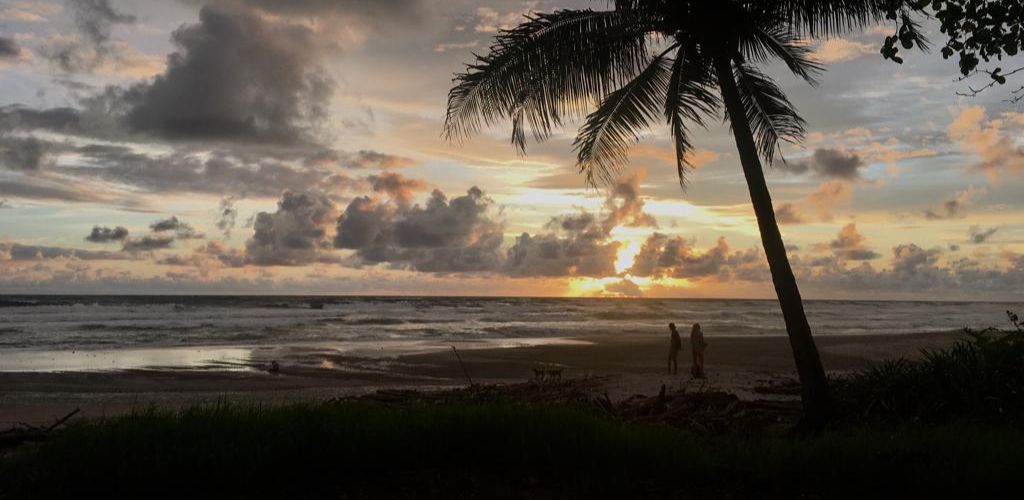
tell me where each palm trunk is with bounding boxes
[713,54,833,426]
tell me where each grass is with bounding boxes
[3,402,1024,499]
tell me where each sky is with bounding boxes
[0,0,1021,300]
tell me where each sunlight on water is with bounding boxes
[0,347,255,373]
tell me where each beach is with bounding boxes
[0,331,959,425]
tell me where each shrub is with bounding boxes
[837,310,1024,421]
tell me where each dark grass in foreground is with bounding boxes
[3,403,1024,500]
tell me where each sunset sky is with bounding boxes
[0,0,1021,299]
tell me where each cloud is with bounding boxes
[0,178,110,204]
[924,186,981,220]
[246,191,340,266]
[150,216,203,239]
[968,225,998,244]
[793,245,1024,298]
[604,278,643,297]
[85,225,129,243]
[0,242,128,261]
[342,150,416,169]
[628,234,764,281]
[504,212,620,278]
[0,105,82,134]
[601,173,657,231]
[119,2,333,145]
[474,6,529,33]
[0,136,55,171]
[192,0,427,36]
[335,187,505,273]
[61,146,358,197]
[0,36,21,59]
[368,171,427,205]
[774,203,805,225]
[42,0,137,73]
[813,38,874,63]
[891,243,943,275]
[216,196,239,238]
[825,223,880,261]
[0,2,61,23]
[948,106,1024,184]
[434,41,478,53]
[502,174,656,278]
[122,235,174,253]
[807,180,852,222]
[783,148,865,180]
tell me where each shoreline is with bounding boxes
[0,331,961,425]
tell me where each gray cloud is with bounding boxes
[216,196,239,238]
[604,278,642,297]
[85,226,129,243]
[349,150,416,169]
[504,212,619,278]
[774,203,805,225]
[150,216,203,239]
[0,37,21,59]
[43,0,137,73]
[628,234,764,280]
[70,0,136,47]
[246,191,340,266]
[500,175,656,278]
[61,147,358,197]
[0,178,108,204]
[122,235,175,253]
[334,187,505,273]
[924,187,979,220]
[121,2,332,145]
[0,136,54,172]
[826,223,881,261]
[368,171,427,205]
[601,173,656,232]
[182,0,427,32]
[0,106,82,134]
[783,148,865,180]
[0,242,128,261]
[967,225,998,244]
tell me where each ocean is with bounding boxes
[1,295,1020,372]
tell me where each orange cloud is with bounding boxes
[813,38,874,63]
[948,106,1024,184]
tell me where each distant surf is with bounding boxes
[0,295,1018,371]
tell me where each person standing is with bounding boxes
[667,323,682,375]
[690,323,708,379]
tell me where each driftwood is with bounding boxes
[0,408,80,452]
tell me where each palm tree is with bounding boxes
[443,0,905,426]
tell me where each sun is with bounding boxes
[610,226,650,274]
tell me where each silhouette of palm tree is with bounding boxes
[444,1,900,425]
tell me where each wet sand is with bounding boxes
[0,331,960,425]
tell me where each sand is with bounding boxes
[0,331,961,425]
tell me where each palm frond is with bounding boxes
[740,25,823,85]
[444,9,656,151]
[730,57,807,165]
[770,0,888,38]
[664,47,720,189]
[574,55,672,187]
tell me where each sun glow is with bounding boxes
[566,276,695,297]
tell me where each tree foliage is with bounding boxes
[883,0,1024,99]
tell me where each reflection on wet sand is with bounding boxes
[0,337,592,373]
